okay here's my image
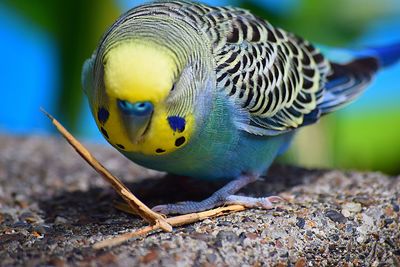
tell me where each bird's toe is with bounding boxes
[225,195,283,209]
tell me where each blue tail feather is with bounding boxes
[360,42,400,68]
[318,42,400,115]
[319,58,379,114]
[319,42,400,68]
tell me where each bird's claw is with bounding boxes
[151,204,169,214]
[225,195,283,209]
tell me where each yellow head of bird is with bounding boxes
[95,41,194,155]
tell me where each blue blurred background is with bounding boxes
[1,0,399,174]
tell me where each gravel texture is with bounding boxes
[0,135,399,266]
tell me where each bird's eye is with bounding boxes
[171,84,175,92]
[117,100,153,116]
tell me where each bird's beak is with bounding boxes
[122,113,152,143]
[117,100,153,143]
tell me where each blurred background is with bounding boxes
[1,0,399,174]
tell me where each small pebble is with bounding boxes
[384,218,393,226]
[33,225,51,235]
[140,249,159,264]
[353,196,373,206]
[97,252,117,265]
[342,209,351,218]
[19,212,38,223]
[295,258,307,267]
[216,221,231,227]
[325,209,347,224]
[190,232,212,242]
[206,253,217,263]
[238,232,246,241]
[215,230,239,243]
[241,217,253,223]
[330,234,339,241]
[12,221,30,228]
[54,216,68,224]
[296,217,305,229]
[279,251,289,258]
[341,202,362,217]
[345,223,355,233]
[269,251,277,257]
[306,230,313,237]
[214,239,223,247]
[275,239,283,248]
[392,203,400,212]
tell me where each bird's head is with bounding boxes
[85,29,213,156]
[101,41,184,154]
[83,6,216,156]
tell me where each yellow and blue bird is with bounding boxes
[82,0,400,214]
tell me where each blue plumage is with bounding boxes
[365,42,400,67]
[167,116,186,132]
[125,92,293,180]
[319,43,400,114]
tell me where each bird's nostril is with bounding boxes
[118,100,153,116]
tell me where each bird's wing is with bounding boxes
[203,7,332,135]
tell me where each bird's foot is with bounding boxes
[152,194,283,214]
[152,173,282,215]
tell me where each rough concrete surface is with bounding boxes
[0,135,399,267]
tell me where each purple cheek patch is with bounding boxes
[167,116,186,132]
[97,107,110,124]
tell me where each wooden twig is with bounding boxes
[93,204,246,249]
[41,108,172,232]
[42,109,249,250]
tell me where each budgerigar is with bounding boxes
[82,0,400,214]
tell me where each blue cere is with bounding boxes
[118,100,153,116]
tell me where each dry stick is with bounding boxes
[41,109,172,232]
[41,109,249,249]
[93,204,246,249]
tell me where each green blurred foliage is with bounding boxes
[334,110,400,174]
[240,0,396,45]
[4,0,120,132]
[286,111,400,175]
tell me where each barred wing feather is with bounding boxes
[206,8,331,135]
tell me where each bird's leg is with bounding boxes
[152,174,282,215]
